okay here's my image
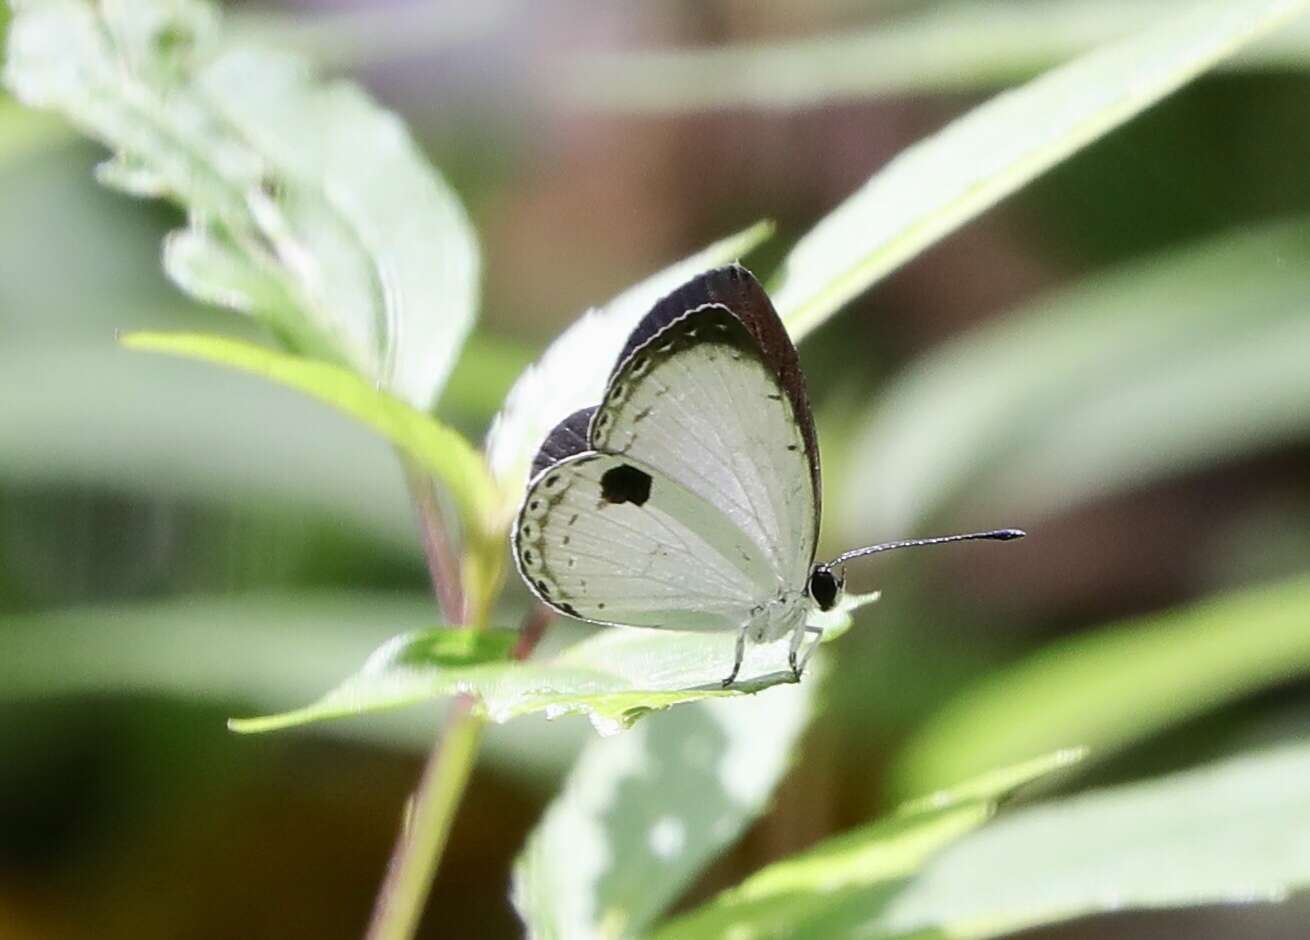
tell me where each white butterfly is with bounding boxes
[514,265,1023,686]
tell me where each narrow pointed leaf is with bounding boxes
[121,331,500,540]
[893,574,1310,798]
[838,744,1310,939]
[649,750,1083,940]
[769,0,1310,340]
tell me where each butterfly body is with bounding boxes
[514,264,1022,685]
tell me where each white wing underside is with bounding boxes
[592,310,815,590]
[516,452,769,630]
[514,304,817,635]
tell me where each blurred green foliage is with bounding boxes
[3,1,1310,939]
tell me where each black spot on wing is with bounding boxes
[600,464,652,506]
[530,406,597,478]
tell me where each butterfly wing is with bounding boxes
[516,264,820,631]
[591,265,820,591]
[514,451,775,629]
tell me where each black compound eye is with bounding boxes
[808,566,839,611]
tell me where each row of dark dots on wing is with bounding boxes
[518,465,568,601]
[518,456,614,613]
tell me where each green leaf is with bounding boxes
[840,218,1310,541]
[892,574,1310,799]
[768,0,1310,340]
[0,592,590,781]
[484,221,774,502]
[648,750,1083,940]
[229,591,878,737]
[120,331,501,541]
[563,1,1310,113]
[513,682,817,940]
[5,0,480,410]
[806,743,1310,939]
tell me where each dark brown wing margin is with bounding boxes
[529,406,597,480]
[610,264,821,521]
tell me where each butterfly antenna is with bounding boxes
[828,528,1025,567]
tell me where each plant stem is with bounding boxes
[367,467,552,940]
[513,603,554,660]
[365,697,486,940]
[403,458,465,623]
[366,459,473,940]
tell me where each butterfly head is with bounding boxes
[806,563,844,612]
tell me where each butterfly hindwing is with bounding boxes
[514,451,773,629]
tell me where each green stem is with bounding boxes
[367,450,549,940]
[365,459,476,940]
[365,697,485,940]
[402,457,466,622]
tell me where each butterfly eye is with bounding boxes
[807,566,840,611]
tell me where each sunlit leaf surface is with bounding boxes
[230,592,877,737]
[513,682,817,940]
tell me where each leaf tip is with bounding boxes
[116,330,169,353]
[227,713,290,735]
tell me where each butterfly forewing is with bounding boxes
[592,302,816,590]
[514,452,773,629]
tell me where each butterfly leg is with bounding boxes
[788,625,824,680]
[721,623,749,687]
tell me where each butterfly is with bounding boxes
[513,264,1023,686]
